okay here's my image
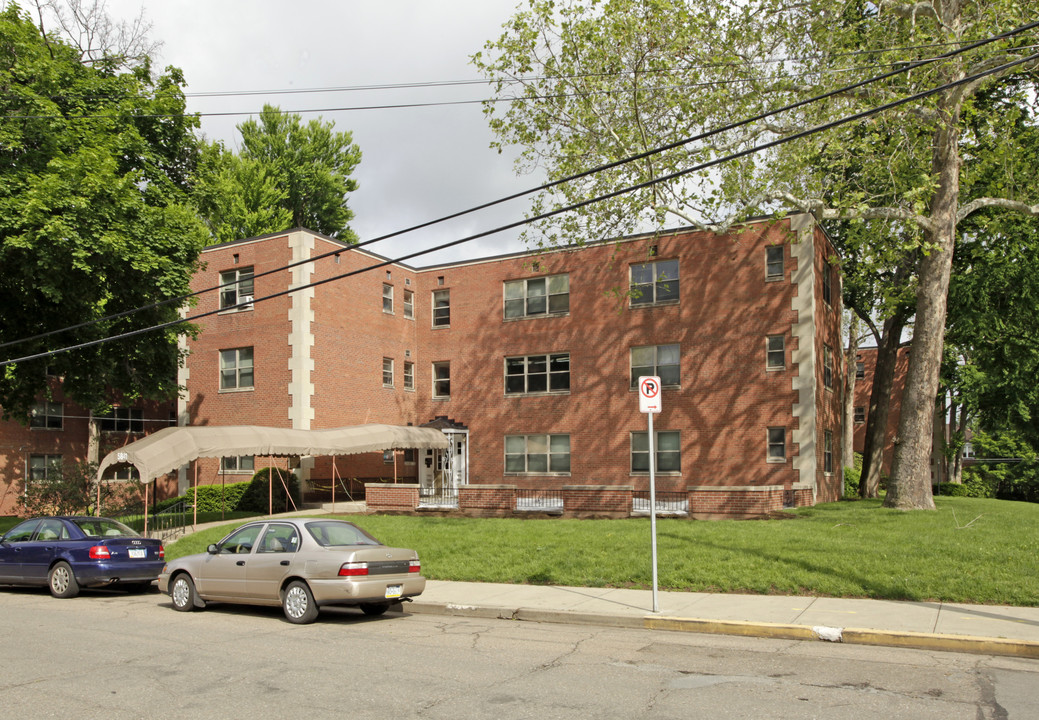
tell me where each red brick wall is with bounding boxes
[852,346,909,476]
[813,231,845,503]
[365,483,419,511]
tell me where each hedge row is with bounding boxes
[153,467,302,514]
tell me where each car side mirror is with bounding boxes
[207,544,219,554]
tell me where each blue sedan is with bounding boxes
[0,516,165,598]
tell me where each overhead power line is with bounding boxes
[3,46,1035,369]
[7,19,1032,355]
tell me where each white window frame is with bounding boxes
[854,406,866,424]
[403,361,415,391]
[630,259,680,306]
[766,246,784,281]
[824,430,834,474]
[503,274,570,319]
[505,353,570,395]
[766,335,785,370]
[30,401,63,430]
[822,261,833,305]
[432,289,450,328]
[221,456,255,474]
[382,358,394,388]
[504,434,571,475]
[432,362,450,399]
[767,427,787,463]
[403,290,414,320]
[219,347,254,391]
[630,344,680,388]
[630,430,681,474]
[29,454,62,481]
[99,407,144,433]
[823,345,834,389]
[220,267,255,310]
[382,284,394,314]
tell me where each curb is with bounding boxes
[409,601,1039,659]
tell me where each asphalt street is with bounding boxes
[1,585,1036,719]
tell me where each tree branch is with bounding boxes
[958,197,1039,222]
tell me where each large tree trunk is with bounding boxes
[843,312,860,472]
[859,313,906,498]
[885,96,963,510]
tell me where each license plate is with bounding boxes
[128,549,147,559]
[385,584,402,599]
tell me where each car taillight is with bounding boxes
[409,559,421,573]
[89,545,111,559]
[159,546,165,560]
[338,562,369,577]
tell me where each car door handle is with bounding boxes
[280,560,290,566]
[236,560,246,566]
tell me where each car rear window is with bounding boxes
[306,521,380,547]
[72,518,139,538]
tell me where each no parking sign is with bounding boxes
[638,376,662,414]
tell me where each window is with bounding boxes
[766,246,784,280]
[822,261,833,305]
[505,434,570,474]
[505,353,570,395]
[220,267,254,309]
[258,524,299,554]
[433,362,450,399]
[630,344,680,388]
[404,361,415,391]
[962,442,975,459]
[631,431,681,473]
[29,454,62,481]
[403,448,416,463]
[221,456,254,473]
[766,336,785,370]
[630,259,679,306]
[854,406,865,423]
[823,345,834,389]
[432,289,450,327]
[856,360,865,379]
[382,284,394,314]
[216,524,262,554]
[107,465,140,481]
[382,358,394,387]
[220,347,254,390]
[403,290,414,320]
[504,274,570,319]
[824,431,834,474]
[30,401,62,430]
[768,427,786,462]
[99,408,144,433]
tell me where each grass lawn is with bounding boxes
[162,496,1039,606]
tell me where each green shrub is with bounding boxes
[843,464,861,498]
[934,482,970,497]
[236,467,301,513]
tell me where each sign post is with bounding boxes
[638,376,662,613]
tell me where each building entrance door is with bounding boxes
[418,429,468,505]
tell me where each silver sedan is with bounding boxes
[158,518,425,624]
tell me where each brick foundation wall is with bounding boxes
[688,485,788,516]
[459,484,516,512]
[562,485,633,515]
[365,483,419,511]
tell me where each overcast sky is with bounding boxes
[105,0,538,265]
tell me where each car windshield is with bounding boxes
[72,518,139,538]
[305,520,381,547]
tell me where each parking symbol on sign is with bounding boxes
[638,376,662,413]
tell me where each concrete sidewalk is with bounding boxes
[408,580,1039,659]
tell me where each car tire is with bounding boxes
[170,573,199,612]
[359,602,391,616]
[282,580,319,624]
[48,561,80,599]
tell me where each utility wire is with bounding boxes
[2,19,1035,354]
[4,49,1035,369]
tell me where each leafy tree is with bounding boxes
[198,104,362,241]
[474,0,1039,509]
[18,460,142,516]
[0,6,208,420]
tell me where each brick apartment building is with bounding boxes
[0,214,844,517]
[851,346,910,477]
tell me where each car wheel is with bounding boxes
[359,602,391,616]
[48,561,80,599]
[170,574,198,612]
[282,580,319,624]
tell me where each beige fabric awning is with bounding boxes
[96,424,449,483]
